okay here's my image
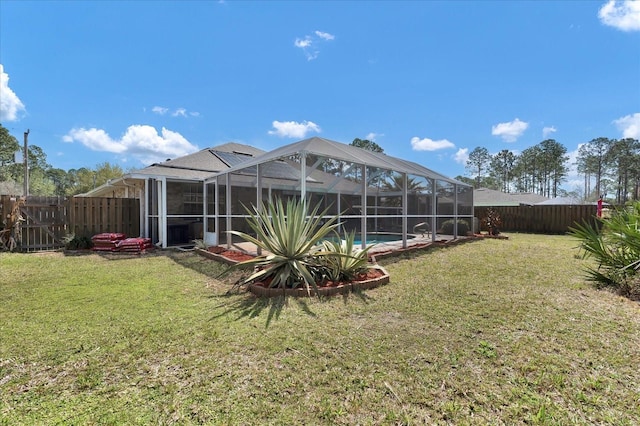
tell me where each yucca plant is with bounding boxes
[227,198,341,293]
[316,231,375,282]
[569,201,640,296]
[192,239,207,249]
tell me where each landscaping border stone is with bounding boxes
[246,266,390,298]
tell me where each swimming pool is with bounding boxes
[326,233,415,245]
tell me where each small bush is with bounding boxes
[64,234,93,250]
[483,208,502,234]
[440,219,470,236]
[193,239,207,249]
[316,231,374,282]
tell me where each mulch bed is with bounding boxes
[249,266,390,297]
[251,267,386,289]
[211,249,254,262]
[198,246,390,297]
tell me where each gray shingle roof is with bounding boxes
[143,142,266,176]
[473,188,549,206]
[535,196,604,205]
[77,142,264,196]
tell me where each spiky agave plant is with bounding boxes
[570,201,640,295]
[227,198,340,293]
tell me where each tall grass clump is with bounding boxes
[569,201,640,298]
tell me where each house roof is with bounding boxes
[473,188,549,206]
[77,142,264,196]
[133,142,266,180]
[535,196,605,205]
[205,137,469,186]
[79,138,470,198]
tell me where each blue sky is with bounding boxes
[1,0,639,191]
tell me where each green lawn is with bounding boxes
[1,234,639,425]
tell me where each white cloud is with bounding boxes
[599,0,640,31]
[315,30,335,41]
[491,118,529,142]
[295,42,319,61]
[172,108,187,117]
[410,136,455,151]
[294,37,312,48]
[295,30,335,60]
[543,126,557,138]
[151,106,199,118]
[268,120,321,138]
[366,132,383,141]
[152,106,169,115]
[613,112,640,138]
[454,148,469,165]
[63,125,199,164]
[0,64,26,122]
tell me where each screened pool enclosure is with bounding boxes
[202,137,473,250]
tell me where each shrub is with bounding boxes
[440,219,470,236]
[569,201,640,298]
[193,239,207,249]
[483,208,502,235]
[316,230,375,282]
[63,234,93,250]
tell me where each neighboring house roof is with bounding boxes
[205,136,470,187]
[536,196,604,205]
[473,188,549,206]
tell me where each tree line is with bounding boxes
[4,121,639,204]
[1,126,387,198]
[458,137,640,204]
[0,124,125,196]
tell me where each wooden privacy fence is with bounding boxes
[0,195,602,250]
[475,205,599,234]
[68,197,140,239]
[0,195,139,252]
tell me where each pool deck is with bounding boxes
[229,233,461,258]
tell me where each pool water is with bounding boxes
[327,233,415,245]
